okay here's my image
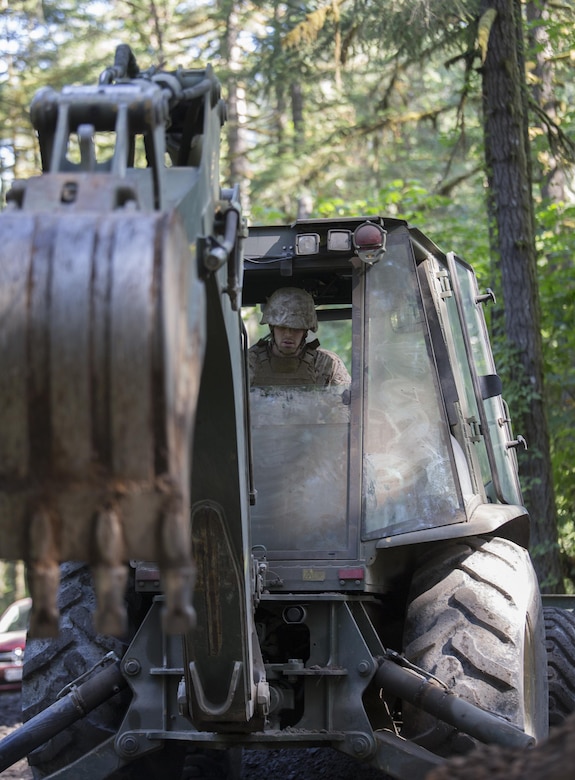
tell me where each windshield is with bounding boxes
[250,384,351,554]
[362,236,462,537]
[246,226,464,560]
[0,600,30,633]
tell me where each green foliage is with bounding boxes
[242,0,487,225]
[535,200,575,573]
[493,342,541,417]
[485,195,575,584]
[0,561,28,614]
[0,0,574,588]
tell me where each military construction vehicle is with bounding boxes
[0,45,557,779]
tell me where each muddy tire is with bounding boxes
[401,535,548,756]
[22,563,238,779]
[544,606,575,725]
[22,563,131,777]
[22,564,186,779]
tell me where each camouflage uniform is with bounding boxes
[248,288,351,387]
[249,337,351,386]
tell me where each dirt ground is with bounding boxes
[3,688,575,780]
[427,713,575,780]
[0,690,392,780]
[242,745,394,779]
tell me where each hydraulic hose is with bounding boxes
[375,654,535,751]
[0,661,127,773]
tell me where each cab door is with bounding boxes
[361,227,464,539]
[446,253,523,505]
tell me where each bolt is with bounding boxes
[352,735,370,757]
[118,734,139,756]
[123,658,141,676]
[357,660,371,677]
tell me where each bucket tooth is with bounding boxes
[93,564,129,637]
[92,507,129,637]
[161,564,196,635]
[159,496,196,635]
[27,506,60,638]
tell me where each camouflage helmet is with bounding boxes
[260,288,318,332]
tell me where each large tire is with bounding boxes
[22,563,131,777]
[544,606,575,725]
[22,563,237,779]
[401,535,548,756]
[22,563,189,779]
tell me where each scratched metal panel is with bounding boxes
[91,217,116,466]
[109,215,157,481]
[0,214,33,479]
[50,217,95,473]
[0,204,204,635]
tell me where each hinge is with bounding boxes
[465,416,482,443]
[436,269,453,298]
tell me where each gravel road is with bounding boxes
[242,745,394,779]
[0,691,392,779]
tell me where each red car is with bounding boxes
[0,597,31,690]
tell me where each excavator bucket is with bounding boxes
[0,205,204,638]
[0,47,227,638]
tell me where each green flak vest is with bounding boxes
[250,338,322,386]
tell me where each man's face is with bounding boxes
[272,326,306,356]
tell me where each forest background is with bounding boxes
[0,0,574,609]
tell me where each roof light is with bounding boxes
[327,229,352,251]
[295,233,320,255]
[353,221,387,265]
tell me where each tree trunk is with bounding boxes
[526,0,566,203]
[480,0,562,589]
[290,81,304,145]
[222,0,251,213]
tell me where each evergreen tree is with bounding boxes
[1,0,573,590]
[480,0,562,588]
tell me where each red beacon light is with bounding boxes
[352,221,387,265]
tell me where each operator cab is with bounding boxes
[242,217,525,592]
